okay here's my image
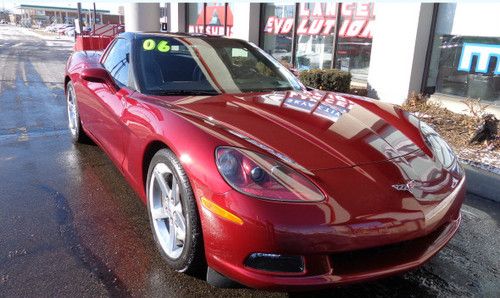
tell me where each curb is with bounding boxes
[463,164,500,203]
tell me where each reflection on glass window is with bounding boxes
[261,4,295,67]
[205,3,232,36]
[295,2,337,71]
[187,3,233,37]
[335,2,375,85]
[260,2,375,85]
[425,3,499,105]
[135,37,302,94]
[187,3,204,34]
[434,36,500,104]
[103,39,130,86]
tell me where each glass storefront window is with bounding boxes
[295,2,337,70]
[260,2,375,85]
[261,4,295,67]
[426,4,500,105]
[226,3,234,37]
[205,3,229,36]
[187,3,204,34]
[187,3,233,36]
[435,36,500,104]
[335,2,375,85]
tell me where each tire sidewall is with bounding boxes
[146,149,201,273]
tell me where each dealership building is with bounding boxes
[12,4,123,26]
[129,2,499,112]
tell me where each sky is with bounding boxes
[1,1,121,14]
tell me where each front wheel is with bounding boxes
[66,81,88,143]
[146,149,205,275]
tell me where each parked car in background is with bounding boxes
[45,23,72,33]
[57,25,73,34]
[65,27,76,37]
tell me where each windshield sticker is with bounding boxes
[142,39,171,52]
[142,39,156,50]
[157,40,171,52]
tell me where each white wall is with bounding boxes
[230,3,260,44]
[168,2,185,33]
[367,3,433,104]
[408,4,434,94]
[124,3,160,32]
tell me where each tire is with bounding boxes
[146,149,205,275]
[66,81,88,144]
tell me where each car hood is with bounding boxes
[169,90,430,170]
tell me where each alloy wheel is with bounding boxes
[66,85,78,137]
[148,162,187,259]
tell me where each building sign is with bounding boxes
[458,43,500,74]
[188,5,233,36]
[263,2,374,38]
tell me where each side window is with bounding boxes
[102,39,130,86]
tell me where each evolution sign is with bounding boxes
[264,3,375,38]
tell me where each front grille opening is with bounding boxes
[330,223,449,276]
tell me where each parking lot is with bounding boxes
[0,25,499,297]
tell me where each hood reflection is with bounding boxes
[169,90,434,170]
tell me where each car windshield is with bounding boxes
[134,35,303,95]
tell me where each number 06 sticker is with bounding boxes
[142,39,171,53]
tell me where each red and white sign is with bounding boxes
[188,5,234,36]
[264,2,375,38]
[189,25,234,36]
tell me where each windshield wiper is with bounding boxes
[248,87,294,92]
[149,90,220,96]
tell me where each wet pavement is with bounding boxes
[0,25,499,297]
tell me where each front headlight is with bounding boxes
[419,120,456,168]
[215,147,324,202]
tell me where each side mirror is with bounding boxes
[80,67,113,84]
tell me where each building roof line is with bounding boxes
[16,4,110,14]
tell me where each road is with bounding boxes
[0,25,499,297]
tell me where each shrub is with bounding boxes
[299,69,351,93]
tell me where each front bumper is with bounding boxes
[197,177,466,291]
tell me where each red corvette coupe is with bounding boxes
[64,32,465,290]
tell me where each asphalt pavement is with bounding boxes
[0,25,499,297]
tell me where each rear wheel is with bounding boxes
[146,149,205,275]
[66,81,88,143]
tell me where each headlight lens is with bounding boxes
[215,147,324,202]
[419,120,456,168]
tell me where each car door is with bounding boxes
[91,38,133,168]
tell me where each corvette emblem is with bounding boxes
[392,180,416,191]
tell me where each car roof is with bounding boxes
[118,31,232,41]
